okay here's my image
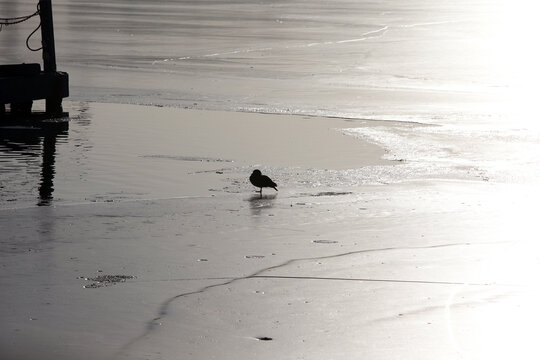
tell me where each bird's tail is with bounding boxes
[273,187,278,191]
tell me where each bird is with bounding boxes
[250,169,278,195]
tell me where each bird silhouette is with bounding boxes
[250,169,278,195]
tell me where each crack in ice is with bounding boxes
[114,240,501,358]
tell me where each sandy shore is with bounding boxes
[1,103,539,359]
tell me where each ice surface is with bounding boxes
[2,1,540,359]
[2,177,539,359]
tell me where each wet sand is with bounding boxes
[2,102,539,359]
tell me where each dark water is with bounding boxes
[0,102,233,209]
[0,125,65,206]
[0,111,72,208]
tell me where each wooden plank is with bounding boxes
[0,71,69,104]
[0,63,41,77]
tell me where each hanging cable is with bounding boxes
[0,3,40,27]
[26,21,42,51]
[26,3,42,52]
[0,2,42,51]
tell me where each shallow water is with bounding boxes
[0,102,393,209]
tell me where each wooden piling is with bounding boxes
[39,0,63,114]
[40,0,57,73]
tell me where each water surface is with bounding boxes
[2,0,535,121]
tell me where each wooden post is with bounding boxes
[39,0,62,113]
[39,0,57,73]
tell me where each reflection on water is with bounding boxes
[0,124,68,207]
[248,193,277,216]
[37,134,59,206]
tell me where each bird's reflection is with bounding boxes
[248,193,277,216]
[0,122,67,206]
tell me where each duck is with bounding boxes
[249,169,278,194]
